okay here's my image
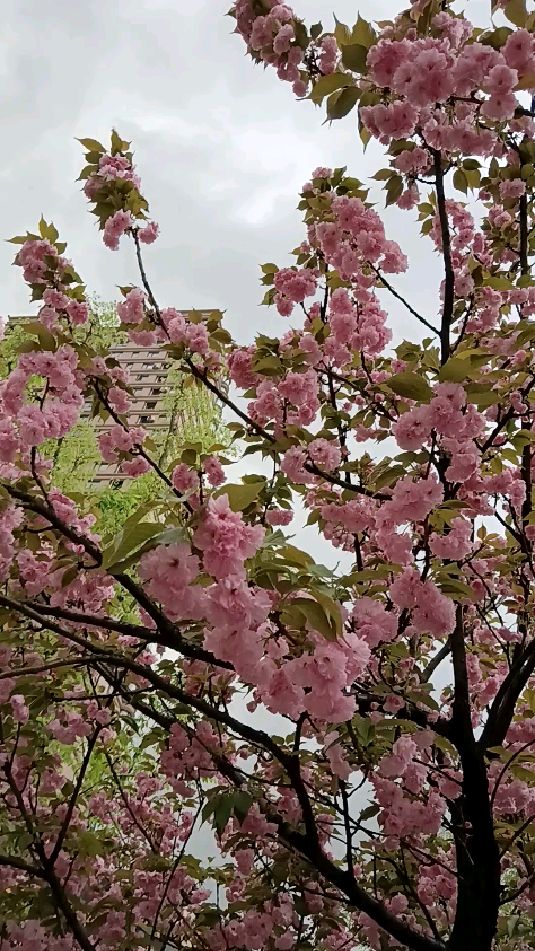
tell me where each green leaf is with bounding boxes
[78,164,98,182]
[215,481,264,512]
[84,150,103,166]
[385,175,404,206]
[359,118,372,150]
[341,43,369,72]
[516,72,535,90]
[291,596,341,640]
[350,15,377,49]
[373,465,406,490]
[233,791,253,824]
[333,16,351,45]
[38,217,59,243]
[181,447,197,466]
[439,357,470,383]
[61,565,79,588]
[77,137,105,152]
[465,384,500,409]
[111,129,131,154]
[483,26,513,50]
[327,86,360,120]
[485,275,513,290]
[505,0,527,27]
[453,168,468,195]
[253,356,283,376]
[17,320,56,351]
[6,234,31,245]
[360,803,380,821]
[386,371,433,403]
[76,830,103,858]
[214,795,234,834]
[103,522,165,570]
[310,72,353,105]
[374,168,394,181]
[437,577,475,600]
[314,589,343,633]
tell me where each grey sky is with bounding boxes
[1,0,491,345]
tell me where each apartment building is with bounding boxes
[5,311,224,485]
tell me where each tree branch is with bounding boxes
[433,150,454,366]
[449,605,500,951]
[0,854,46,878]
[370,264,440,335]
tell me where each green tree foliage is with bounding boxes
[1,299,227,539]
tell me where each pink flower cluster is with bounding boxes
[103,210,133,250]
[14,238,58,285]
[232,1,307,96]
[137,220,159,244]
[315,194,407,276]
[361,26,535,154]
[117,287,145,324]
[0,506,23,583]
[361,100,419,143]
[352,597,398,649]
[390,567,455,637]
[193,494,265,579]
[0,344,84,460]
[430,517,473,561]
[98,423,147,464]
[98,152,141,187]
[203,576,271,681]
[84,152,141,201]
[139,543,202,620]
[308,437,341,472]
[228,346,260,389]
[273,267,318,317]
[250,367,320,429]
[262,630,370,723]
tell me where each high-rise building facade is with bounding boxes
[4,311,224,485]
[86,337,173,483]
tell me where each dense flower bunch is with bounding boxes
[1,2,535,950]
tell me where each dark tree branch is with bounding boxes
[481,636,535,749]
[449,606,500,951]
[0,854,46,878]
[2,755,97,951]
[433,150,454,366]
[2,595,232,672]
[48,727,102,865]
[421,639,451,683]
[370,264,440,335]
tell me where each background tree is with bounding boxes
[1,3,535,951]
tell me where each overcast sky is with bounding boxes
[1,0,492,345]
